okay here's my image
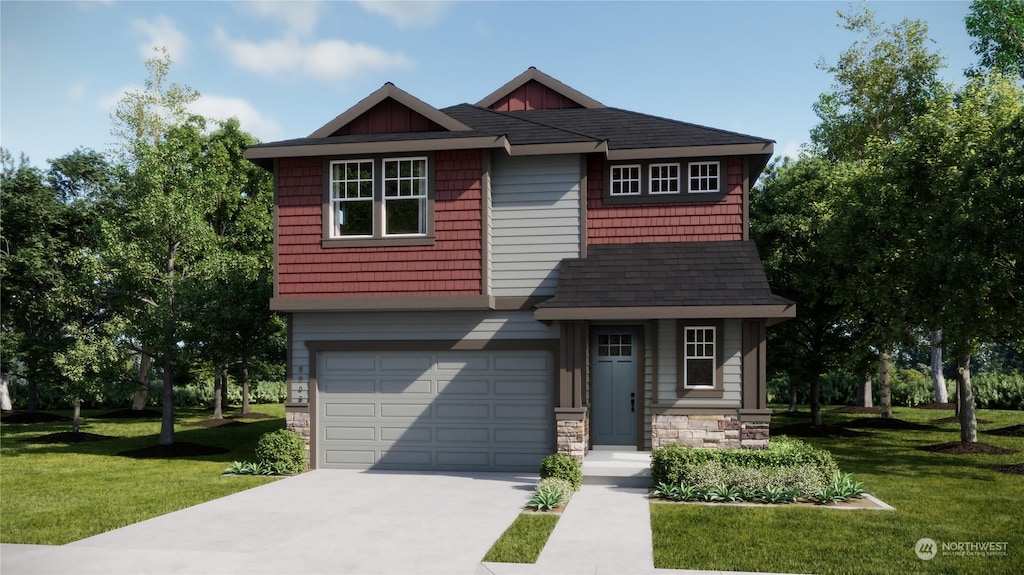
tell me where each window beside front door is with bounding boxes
[676,320,725,398]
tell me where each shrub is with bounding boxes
[539,453,582,491]
[254,429,307,475]
[536,477,575,502]
[973,371,1024,410]
[650,436,838,486]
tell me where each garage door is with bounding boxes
[317,349,555,471]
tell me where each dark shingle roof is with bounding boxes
[537,241,793,309]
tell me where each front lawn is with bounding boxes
[651,406,1024,575]
[0,404,286,544]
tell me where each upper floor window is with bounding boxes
[325,155,433,246]
[688,161,720,193]
[605,158,726,204]
[610,165,641,196]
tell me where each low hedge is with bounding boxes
[650,436,839,487]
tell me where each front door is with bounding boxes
[591,330,638,446]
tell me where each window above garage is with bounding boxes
[323,154,435,247]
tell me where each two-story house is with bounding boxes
[245,68,794,472]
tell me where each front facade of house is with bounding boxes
[246,68,794,471]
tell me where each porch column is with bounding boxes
[740,319,771,448]
[555,321,588,460]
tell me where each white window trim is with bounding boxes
[382,157,428,237]
[687,160,721,194]
[610,164,642,196]
[683,326,716,389]
[329,158,375,238]
[649,162,681,195]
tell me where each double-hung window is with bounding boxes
[676,320,724,398]
[330,160,374,237]
[325,156,432,245]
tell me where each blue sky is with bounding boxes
[2,1,978,169]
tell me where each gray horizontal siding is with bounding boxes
[491,153,581,297]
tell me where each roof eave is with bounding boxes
[243,135,511,163]
[606,142,774,161]
[534,303,797,322]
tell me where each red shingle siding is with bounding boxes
[586,156,744,243]
[490,80,584,111]
[275,151,483,297]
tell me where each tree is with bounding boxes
[0,149,110,413]
[965,0,1024,79]
[104,48,218,445]
[750,156,859,425]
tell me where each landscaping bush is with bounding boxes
[538,453,582,491]
[973,371,1024,410]
[536,477,575,502]
[650,436,839,486]
[254,429,307,474]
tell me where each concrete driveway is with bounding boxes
[1,469,538,575]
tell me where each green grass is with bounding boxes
[651,406,1024,575]
[482,513,560,563]
[1,404,287,544]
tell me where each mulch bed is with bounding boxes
[842,418,938,431]
[932,416,993,425]
[773,423,872,438]
[184,419,245,428]
[117,442,230,459]
[831,406,881,414]
[24,431,115,444]
[915,402,957,410]
[918,442,1019,455]
[992,463,1024,475]
[1,411,72,424]
[985,425,1024,437]
[94,409,162,419]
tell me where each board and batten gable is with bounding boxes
[656,318,742,405]
[288,310,559,401]
[490,153,583,297]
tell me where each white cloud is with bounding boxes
[358,0,449,28]
[191,95,283,142]
[132,15,188,62]
[249,0,323,37]
[97,85,138,113]
[67,82,86,100]
[216,29,411,81]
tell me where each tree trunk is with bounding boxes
[220,367,229,412]
[957,354,977,443]
[241,354,251,415]
[26,377,38,413]
[856,372,873,407]
[879,351,893,419]
[132,353,152,410]
[930,330,948,404]
[810,373,822,426]
[211,369,223,420]
[159,356,175,445]
[72,398,82,434]
[0,374,12,411]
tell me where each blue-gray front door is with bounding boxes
[591,330,638,445]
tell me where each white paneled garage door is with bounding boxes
[316,349,555,471]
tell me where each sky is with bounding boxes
[1,1,980,170]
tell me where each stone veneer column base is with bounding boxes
[285,405,311,463]
[740,422,770,449]
[555,408,589,462]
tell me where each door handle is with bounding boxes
[630,392,635,412]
